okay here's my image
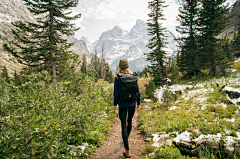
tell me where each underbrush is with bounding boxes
[0,71,115,158]
[144,145,194,159]
[139,72,240,158]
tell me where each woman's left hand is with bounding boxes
[113,106,117,111]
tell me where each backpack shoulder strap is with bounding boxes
[133,72,137,77]
[117,73,122,77]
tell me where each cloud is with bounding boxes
[74,0,149,29]
[73,0,235,42]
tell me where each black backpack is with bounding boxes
[117,72,139,102]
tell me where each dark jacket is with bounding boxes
[113,76,141,107]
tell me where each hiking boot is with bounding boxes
[123,148,131,158]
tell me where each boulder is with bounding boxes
[221,86,240,105]
[206,139,220,149]
[151,142,161,148]
[196,139,206,146]
[191,146,201,155]
[144,138,152,142]
[179,140,192,149]
[165,139,173,146]
[224,147,234,156]
[191,129,201,136]
[143,99,152,104]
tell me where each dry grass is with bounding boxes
[138,77,152,94]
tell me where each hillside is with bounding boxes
[0,0,91,76]
[218,0,240,39]
[138,59,240,158]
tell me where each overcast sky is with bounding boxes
[72,0,236,43]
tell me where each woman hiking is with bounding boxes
[113,59,141,158]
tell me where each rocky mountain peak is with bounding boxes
[110,25,128,39]
[136,19,145,26]
[129,19,149,41]
[81,36,92,50]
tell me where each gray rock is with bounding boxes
[191,129,201,136]
[206,139,220,149]
[179,140,192,148]
[144,138,152,142]
[151,142,161,148]
[196,139,206,146]
[224,147,234,156]
[165,139,172,146]
[191,147,201,155]
[191,144,196,149]
[158,137,167,143]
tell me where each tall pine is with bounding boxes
[176,0,201,77]
[3,0,81,83]
[232,14,240,58]
[1,66,9,83]
[198,0,230,76]
[145,0,168,85]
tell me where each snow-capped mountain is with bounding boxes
[86,19,178,73]
[81,36,92,51]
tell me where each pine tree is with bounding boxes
[3,0,81,83]
[198,0,230,76]
[232,16,240,58]
[81,54,87,73]
[223,34,233,62]
[101,43,105,80]
[176,0,201,77]
[145,0,168,86]
[2,66,9,81]
[105,62,114,83]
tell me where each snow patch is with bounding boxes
[173,131,191,143]
[169,106,177,110]
[194,133,222,142]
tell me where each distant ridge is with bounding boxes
[0,0,91,75]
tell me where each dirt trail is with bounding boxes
[92,111,148,159]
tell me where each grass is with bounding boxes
[139,70,240,158]
[138,77,152,94]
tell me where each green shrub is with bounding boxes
[145,79,157,100]
[233,62,240,70]
[0,71,115,158]
[145,145,194,159]
[162,88,177,106]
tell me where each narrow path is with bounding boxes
[92,111,148,159]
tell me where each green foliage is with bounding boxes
[233,62,240,70]
[162,88,177,106]
[3,0,81,83]
[176,0,200,77]
[81,54,87,73]
[232,25,240,58]
[198,144,237,159]
[1,66,10,83]
[0,71,115,158]
[145,0,168,85]
[222,34,234,62]
[89,52,114,83]
[144,79,157,100]
[197,0,230,76]
[200,69,210,78]
[145,145,194,159]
